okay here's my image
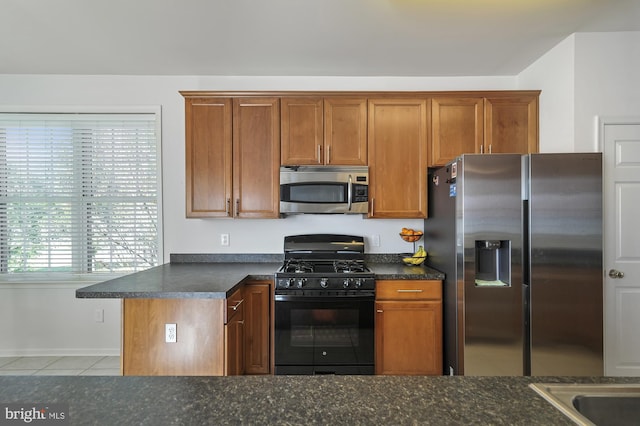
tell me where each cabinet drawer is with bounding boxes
[376,280,442,301]
[226,287,244,323]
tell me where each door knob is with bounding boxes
[609,269,625,279]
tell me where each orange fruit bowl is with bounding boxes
[399,232,423,242]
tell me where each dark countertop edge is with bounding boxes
[75,273,277,299]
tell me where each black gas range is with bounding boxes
[275,234,375,295]
[273,234,375,375]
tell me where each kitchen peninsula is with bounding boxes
[75,254,444,299]
[75,254,444,376]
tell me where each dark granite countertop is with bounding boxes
[0,375,637,425]
[75,254,445,299]
[75,262,282,299]
[369,262,444,280]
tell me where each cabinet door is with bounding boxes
[185,98,232,217]
[225,287,245,376]
[281,97,323,165]
[244,281,272,375]
[485,95,538,154]
[368,98,429,218]
[375,301,442,375]
[233,97,281,218]
[430,97,484,167]
[324,98,368,165]
[225,314,245,376]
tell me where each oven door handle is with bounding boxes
[274,294,374,302]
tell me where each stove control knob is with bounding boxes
[320,278,329,288]
[354,279,362,288]
[343,278,352,288]
[296,278,306,289]
[284,278,294,288]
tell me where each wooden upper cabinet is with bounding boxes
[281,97,367,165]
[368,98,429,218]
[485,94,539,155]
[233,97,281,218]
[184,95,280,218]
[430,97,484,167]
[430,93,539,166]
[281,97,323,165]
[185,98,233,217]
[324,98,367,165]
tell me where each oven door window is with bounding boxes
[274,298,374,366]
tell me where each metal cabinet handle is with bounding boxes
[317,145,322,163]
[235,199,239,217]
[609,269,625,279]
[376,309,383,313]
[226,198,231,217]
[327,145,331,164]
[347,174,353,211]
[396,289,424,293]
[489,144,492,154]
[480,145,484,154]
[230,299,244,311]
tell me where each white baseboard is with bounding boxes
[0,348,120,357]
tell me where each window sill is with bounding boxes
[0,272,125,287]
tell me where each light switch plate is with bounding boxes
[220,233,230,246]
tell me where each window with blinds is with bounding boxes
[0,112,161,274]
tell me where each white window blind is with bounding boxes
[0,113,160,274]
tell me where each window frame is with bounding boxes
[0,105,164,281]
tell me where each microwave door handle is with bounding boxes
[347,174,353,211]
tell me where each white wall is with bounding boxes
[0,73,518,356]
[574,32,640,152]
[519,31,640,153]
[518,35,576,152]
[0,283,120,357]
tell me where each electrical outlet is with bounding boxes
[372,234,380,247]
[220,233,230,246]
[94,308,104,323]
[165,323,177,343]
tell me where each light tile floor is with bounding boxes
[0,356,120,376]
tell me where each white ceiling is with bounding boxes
[2,0,639,77]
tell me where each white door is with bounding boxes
[602,119,640,376]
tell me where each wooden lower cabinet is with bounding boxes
[243,280,272,374]
[122,298,226,376]
[122,281,272,376]
[225,286,245,375]
[375,280,443,375]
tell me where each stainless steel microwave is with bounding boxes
[279,166,369,214]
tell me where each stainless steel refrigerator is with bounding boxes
[425,153,603,376]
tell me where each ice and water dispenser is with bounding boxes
[474,240,510,287]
